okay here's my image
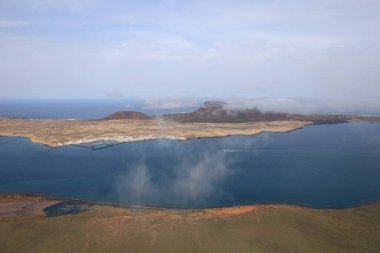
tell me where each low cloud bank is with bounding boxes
[222,97,380,115]
[142,96,202,110]
[139,96,380,115]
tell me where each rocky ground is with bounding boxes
[0,194,379,253]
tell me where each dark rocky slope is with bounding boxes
[101,101,380,124]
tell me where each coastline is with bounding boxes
[2,192,379,253]
[1,192,379,218]
[0,117,312,147]
[1,192,379,214]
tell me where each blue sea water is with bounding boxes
[0,98,196,119]
[0,123,379,209]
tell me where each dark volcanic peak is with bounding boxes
[296,114,351,124]
[204,100,227,108]
[101,111,152,120]
[99,101,373,124]
[164,101,356,124]
[164,102,290,123]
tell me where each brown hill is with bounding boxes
[101,111,152,120]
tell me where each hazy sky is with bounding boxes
[0,0,379,99]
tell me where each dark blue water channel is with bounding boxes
[1,123,380,209]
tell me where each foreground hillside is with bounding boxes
[0,194,379,253]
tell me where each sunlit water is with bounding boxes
[0,123,380,208]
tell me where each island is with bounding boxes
[0,101,379,147]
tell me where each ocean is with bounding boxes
[0,123,379,209]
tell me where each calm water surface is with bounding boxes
[0,123,379,208]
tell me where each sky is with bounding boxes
[0,0,379,100]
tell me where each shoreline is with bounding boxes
[0,121,372,148]
[1,114,379,148]
[1,192,379,212]
[2,194,379,252]
[0,118,312,147]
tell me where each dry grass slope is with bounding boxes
[0,194,379,253]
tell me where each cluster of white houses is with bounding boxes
[57,135,186,146]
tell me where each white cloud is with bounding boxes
[0,0,379,101]
[143,96,201,110]
[222,97,380,115]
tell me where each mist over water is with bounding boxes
[0,98,198,119]
[115,152,231,208]
[0,123,379,208]
[1,97,380,120]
